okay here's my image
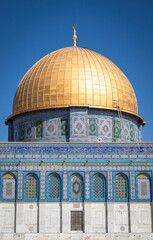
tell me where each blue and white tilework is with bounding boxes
[99,119,112,139]
[85,173,90,199]
[2,178,15,200]
[63,172,68,200]
[43,119,58,138]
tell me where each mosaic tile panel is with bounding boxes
[14,125,19,141]
[25,121,33,140]
[114,121,120,139]
[63,172,68,199]
[61,118,69,136]
[18,172,23,199]
[40,171,45,199]
[130,125,134,142]
[122,122,130,141]
[89,119,97,136]
[108,172,112,199]
[2,179,15,200]
[99,119,112,139]
[43,119,58,138]
[72,116,86,136]
[19,124,25,141]
[71,175,82,199]
[130,172,135,199]
[36,120,43,138]
[85,173,90,199]
[137,178,150,200]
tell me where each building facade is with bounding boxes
[0,32,153,239]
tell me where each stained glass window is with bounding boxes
[115,174,127,199]
[25,174,38,199]
[93,174,105,199]
[137,173,150,200]
[2,173,16,200]
[71,174,83,200]
[48,174,60,199]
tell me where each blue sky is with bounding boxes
[0,0,153,142]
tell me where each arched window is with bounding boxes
[71,174,83,200]
[48,173,61,200]
[93,174,105,199]
[137,173,151,200]
[115,174,127,199]
[2,173,16,200]
[25,174,38,199]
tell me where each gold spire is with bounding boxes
[72,24,77,46]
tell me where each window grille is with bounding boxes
[115,174,127,199]
[71,211,83,231]
[26,174,37,199]
[93,174,105,199]
[48,174,60,199]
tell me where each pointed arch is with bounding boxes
[137,173,151,200]
[48,173,61,200]
[25,173,38,200]
[115,173,128,200]
[71,173,84,200]
[2,172,16,200]
[93,173,105,200]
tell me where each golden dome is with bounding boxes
[12,47,139,118]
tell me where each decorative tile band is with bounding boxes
[108,172,112,199]
[18,172,22,199]
[130,172,135,199]
[85,172,90,199]
[40,171,45,199]
[63,172,67,199]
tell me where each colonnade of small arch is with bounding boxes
[1,171,151,201]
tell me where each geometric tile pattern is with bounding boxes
[48,174,60,199]
[130,125,134,142]
[85,173,90,199]
[40,171,45,199]
[93,174,105,199]
[61,118,69,136]
[43,119,58,138]
[108,172,113,199]
[19,124,25,141]
[130,172,135,199]
[2,178,15,200]
[71,174,82,199]
[134,126,138,142]
[89,119,97,136]
[25,121,33,140]
[63,173,68,199]
[36,120,43,138]
[115,174,127,199]
[114,121,120,139]
[99,119,112,139]
[25,174,37,199]
[72,116,86,136]
[122,122,130,141]
[14,125,19,141]
[137,174,150,200]
[18,172,23,199]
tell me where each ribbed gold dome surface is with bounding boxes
[13,47,138,116]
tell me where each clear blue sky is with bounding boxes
[0,0,153,142]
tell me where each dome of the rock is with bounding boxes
[12,46,138,118]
